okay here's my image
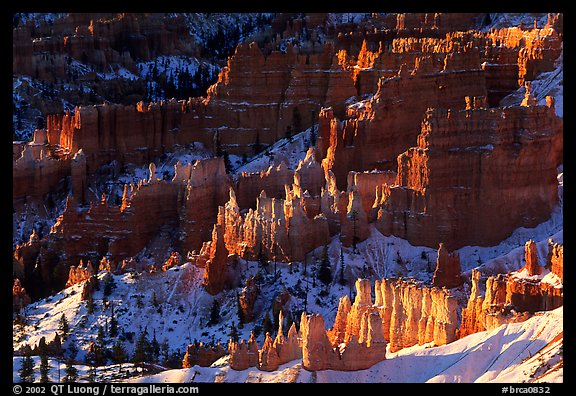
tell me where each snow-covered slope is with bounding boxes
[125,306,562,383]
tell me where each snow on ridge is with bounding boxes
[126,306,562,383]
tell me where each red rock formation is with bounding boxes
[373,278,458,351]
[346,170,396,218]
[179,158,231,253]
[229,311,301,372]
[272,312,302,365]
[258,332,281,371]
[13,131,72,209]
[546,240,563,282]
[14,157,231,299]
[182,342,227,368]
[431,243,463,288]
[220,186,330,263]
[326,278,456,356]
[199,224,230,295]
[319,170,349,236]
[80,274,99,301]
[70,149,88,206]
[161,251,182,271]
[522,240,542,276]
[459,241,563,338]
[228,331,260,371]
[340,188,370,248]
[301,308,386,371]
[13,13,197,79]
[319,49,488,188]
[13,229,41,282]
[50,174,181,270]
[375,96,562,250]
[13,278,31,311]
[65,259,95,287]
[236,162,294,210]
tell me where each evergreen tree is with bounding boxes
[262,311,274,336]
[207,299,221,326]
[351,210,359,252]
[285,310,295,332]
[319,245,333,285]
[67,342,78,361]
[64,358,78,382]
[86,293,95,314]
[39,353,50,383]
[228,321,239,343]
[19,351,35,383]
[103,274,116,297]
[111,340,127,373]
[132,329,150,364]
[160,340,170,367]
[339,248,347,285]
[136,294,144,309]
[310,124,317,147]
[236,292,245,327]
[97,325,106,347]
[150,330,160,363]
[151,291,158,307]
[58,314,69,338]
[109,305,118,337]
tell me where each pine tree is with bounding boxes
[109,305,118,337]
[228,321,239,343]
[97,325,106,347]
[19,351,35,383]
[207,299,221,326]
[351,209,359,252]
[133,329,150,364]
[339,248,347,285]
[319,245,333,285]
[136,294,144,309]
[151,291,158,307]
[58,314,69,338]
[103,274,116,297]
[86,293,95,314]
[262,311,274,336]
[39,353,50,383]
[64,358,78,382]
[236,292,245,327]
[158,340,168,366]
[67,342,78,360]
[111,340,127,373]
[150,330,160,363]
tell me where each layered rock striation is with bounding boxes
[458,240,563,338]
[373,93,562,250]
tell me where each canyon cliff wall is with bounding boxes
[373,94,562,250]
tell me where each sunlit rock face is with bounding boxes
[458,241,563,338]
[373,95,562,251]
